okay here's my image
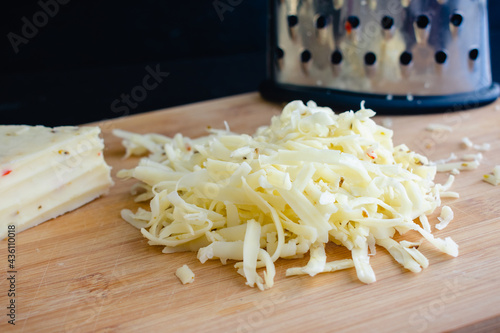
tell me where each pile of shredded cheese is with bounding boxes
[114,100,459,290]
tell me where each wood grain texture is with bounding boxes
[1,93,500,333]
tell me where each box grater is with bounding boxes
[259,0,499,113]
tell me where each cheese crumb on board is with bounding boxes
[483,166,500,186]
[0,125,114,238]
[115,100,459,290]
[461,137,491,152]
[381,118,392,128]
[425,123,453,132]
[462,153,483,162]
[461,137,473,148]
[175,265,195,284]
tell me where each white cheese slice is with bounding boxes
[0,125,114,238]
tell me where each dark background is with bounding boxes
[1,1,499,126]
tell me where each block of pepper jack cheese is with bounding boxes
[0,125,114,238]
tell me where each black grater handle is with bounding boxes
[259,80,500,114]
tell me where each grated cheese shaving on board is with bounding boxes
[175,264,195,284]
[483,165,500,186]
[431,153,457,165]
[433,152,483,174]
[461,137,473,148]
[435,161,479,173]
[114,100,459,290]
[462,153,483,162]
[473,143,491,152]
[436,206,454,230]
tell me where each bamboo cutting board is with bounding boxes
[2,93,500,333]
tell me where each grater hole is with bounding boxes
[347,16,360,29]
[381,16,394,30]
[364,52,376,66]
[316,15,327,29]
[400,51,413,65]
[416,15,430,29]
[287,15,299,27]
[331,50,343,65]
[276,47,284,59]
[435,51,447,64]
[301,50,312,63]
[450,13,463,27]
[469,48,479,61]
